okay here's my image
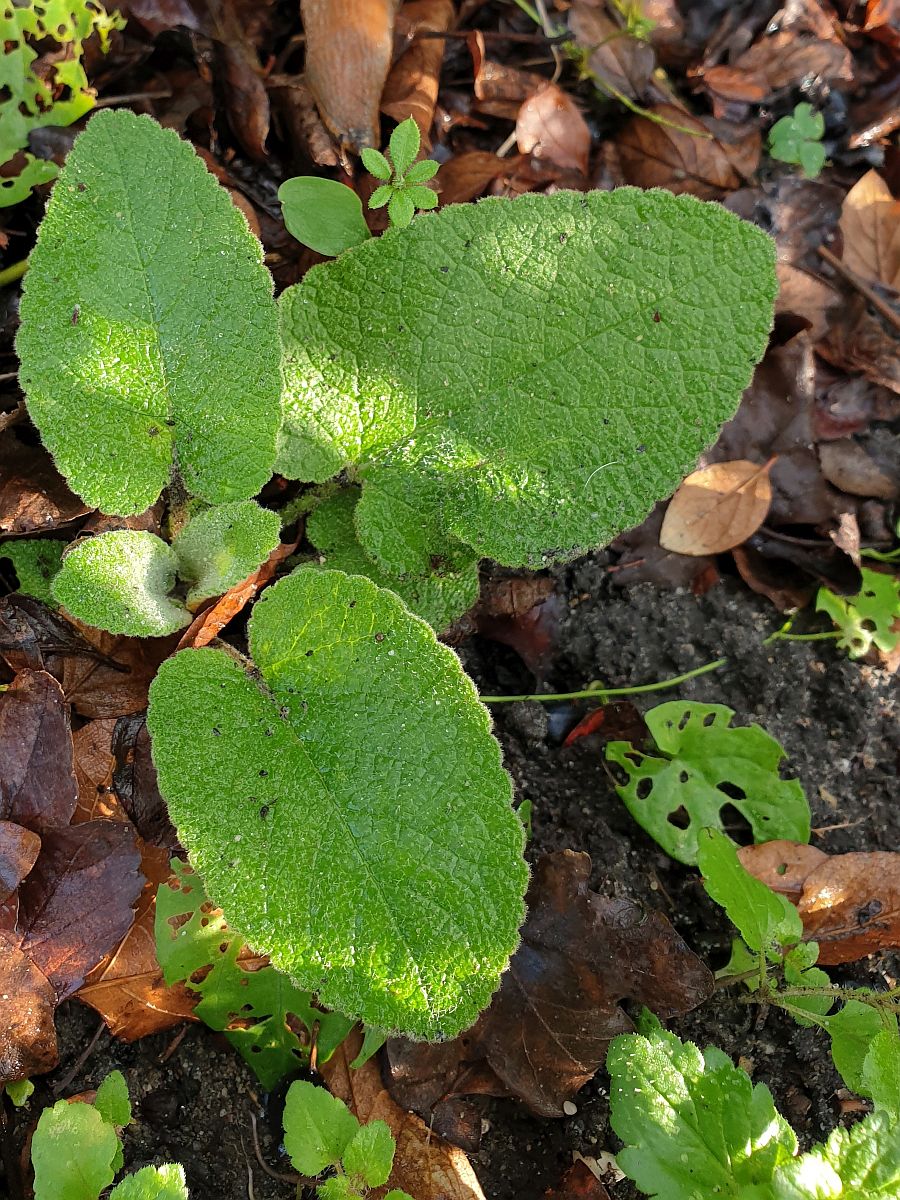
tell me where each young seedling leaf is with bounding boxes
[278,189,776,573]
[17,109,282,515]
[93,1069,131,1127]
[283,1079,360,1176]
[306,487,480,632]
[31,1099,119,1200]
[361,148,392,181]
[317,1178,357,1200]
[52,531,189,638]
[342,1119,396,1188]
[606,701,810,865]
[0,539,65,604]
[172,500,281,610]
[659,459,772,556]
[826,1001,884,1097]
[278,177,371,257]
[388,117,421,179]
[817,568,900,658]
[698,829,803,957]
[108,1164,189,1200]
[5,1078,34,1106]
[607,1012,797,1199]
[768,103,826,179]
[771,1110,900,1199]
[155,859,353,1090]
[147,570,527,1037]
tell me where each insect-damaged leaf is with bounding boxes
[659,459,773,556]
[384,851,713,1133]
[17,110,282,516]
[147,569,528,1038]
[278,189,776,573]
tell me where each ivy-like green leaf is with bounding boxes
[817,568,900,658]
[278,190,776,573]
[32,1099,119,1200]
[283,1080,359,1176]
[172,500,281,609]
[147,569,527,1037]
[698,829,802,956]
[17,109,282,515]
[771,1110,900,1199]
[155,859,353,1090]
[52,531,189,638]
[606,701,810,865]
[108,1164,189,1200]
[306,488,480,631]
[93,1070,131,1128]
[278,177,371,257]
[0,538,65,603]
[607,1012,797,1200]
[342,1120,395,1188]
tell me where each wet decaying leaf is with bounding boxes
[740,840,900,965]
[322,1027,486,1200]
[659,460,773,556]
[516,83,591,176]
[72,719,120,824]
[475,574,560,679]
[384,852,713,1141]
[112,713,178,849]
[0,432,91,535]
[563,701,649,750]
[615,104,746,198]
[0,820,41,902]
[0,671,78,834]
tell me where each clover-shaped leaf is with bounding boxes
[606,701,810,864]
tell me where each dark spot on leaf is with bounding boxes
[857,899,883,926]
[374,632,385,642]
[653,310,661,322]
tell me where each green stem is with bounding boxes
[480,656,727,704]
[510,0,542,21]
[764,627,841,646]
[0,258,28,288]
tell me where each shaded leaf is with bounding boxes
[838,169,900,290]
[278,177,371,257]
[516,83,591,175]
[543,1160,611,1199]
[568,3,656,102]
[72,719,120,824]
[616,105,744,198]
[172,500,281,610]
[659,460,773,556]
[0,433,91,536]
[111,714,176,848]
[0,539,66,604]
[728,31,853,99]
[0,820,41,902]
[0,670,77,834]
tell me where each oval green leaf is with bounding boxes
[278,176,371,257]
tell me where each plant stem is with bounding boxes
[0,259,28,288]
[480,656,727,703]
[765,628,841,645]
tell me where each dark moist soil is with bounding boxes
[26,558,899,1200]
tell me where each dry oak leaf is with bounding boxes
[516,82,591,175]
[321,1026,486,1200]
[839,170,900,291]
[659,459,774,556]
[740,840,900,965]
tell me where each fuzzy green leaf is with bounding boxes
[278,177,371,257]
[278,190,775,573]
[52,531,188,637]
[606,701,810,864]
[342,1120,395,1188]
[17,110,282,515]
[306,488,479,632]
[404,158,439,183]
[155,860,353,1090]
[283,1080,359,1176]
[863,1028,900,1118]
[817,569,900,658]
[388,118,420,179]
[0,538,65,603]
[147,570,527,1037]
[32,1100,119,1200]
[771,1110,900,1199]
[173,500,281,609]
[361,148,391,181]
[318,1178,358,1200]
[387,190,415,229]
[698,829,802,957]
[608,1012,797,1200]
[5,1078,34,1106]
[93,1070,131,1128]
[108,1164,189,1200]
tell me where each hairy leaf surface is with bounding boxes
[173,500,281,609]
[148,569,527,1036]
[17,110,282,515]
[108,1164,189,1200]
[279,189,776,571]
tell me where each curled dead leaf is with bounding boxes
[516,82,591,175]
[660,460,774,556]
[838,169,900,291]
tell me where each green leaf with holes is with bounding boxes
[278,189,776,573]
[306,487,479,632]
[817,568,900,659]
[155,859,353,1090]
[606,701,810,865]
[173,500,281,609]
[147,569,527,1037]
[0,538,65,604]
[17,109,282,515]
[52,531,189,638]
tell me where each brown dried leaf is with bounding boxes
[436,151,527,205]
[0,821,41,903]
[321,1026,486,1200]
[611,502,717,590]
[660,460,773,556]
[72,719,120,824]
[818,439,900,500]
[516,83,591,175]
[0,671,77,834]
[615,104,741,198]
[78,842,198,1040]
[476,575,559,678]
[0,935,59,1084]
[385,851,713,1131]
[729,31,853,98]
[568,3,656,103]
[111,712,177,849]
[740,841,900,964]
[839,170,900,291]
[0,433,91,535]
[469,30,546,120]
[383,0,454,142]
[544,1160,611,1199]
[301,0,396,150]
[732,544,815,612]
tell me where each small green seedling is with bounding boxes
[607,1010,900,1199]
[605,701,810,864]
[361,117,439,229]
[817,567,900,658]
[4,1077,34,1106]
[0,0,125,205]
[283,1080,412,1200]
[278,177,371,257]
[0,539,65,604]
[768,103,826,178]
[50,501,281,637]
[31,1070,188,1199]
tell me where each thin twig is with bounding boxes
[248,1111,306,1186]
[818,245,900,334]
[52,1020,107,1095]
[159,1024,190,1065]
